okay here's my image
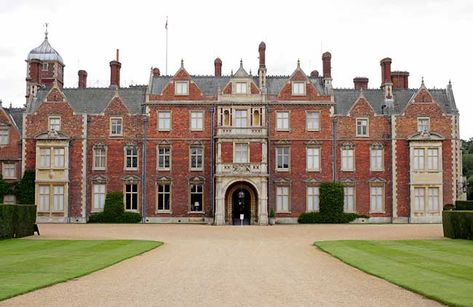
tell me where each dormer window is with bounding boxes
[49,116,61,131]
[356,118,369,137]
[235,82,247,94]
[175,81,189,96]
[42,63,49,71]
[417,117,430,133]
[292,81,305,96]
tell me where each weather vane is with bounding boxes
[44,22,49,39]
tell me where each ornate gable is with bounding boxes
[103,93,129,115]
[347,92,375,116]
[159,60,204,100]
[277,61,321,101]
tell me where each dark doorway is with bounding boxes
[232,188,251,225]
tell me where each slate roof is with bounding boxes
[29,86,147,114]
[8,108,25,133]
[27,37,64,64]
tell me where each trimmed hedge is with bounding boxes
[88,192,141,223]
[0,204,37,239]
[14,170,35,205]
[455,200,473,211]
[443,210,473,240]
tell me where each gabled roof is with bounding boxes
[29,86,146,114]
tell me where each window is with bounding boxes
[235,82,247,94]
[157,183,171,212]
[234,143,248,163]
[306,187,319,212]
[53,186,64,211]
[0,128,9,145]
[125,184,138,211]
[306,112,320,131]
[356,118,368,136]
[276,147,289,171]
[42,63,48,71]
[370,186,384,212]
[190,147,203,170]
[341,148,354,171]
[53,148,65,168]
[49,116,61,131]
[276,112,289,130]
[2,163,16,179]
[93,184,106,211]
[110,117,123,136]
[158,146,171,170]
[190,184,203,212]
[39,186,50,212]
[292,81,305,96]
[253,110,261,126]
[39,148,51,168]
[370,146,383,171]
[190,111,204,131]
[93,146,106,170]
[417,117,430,132]
[158,111,171,131]
[428,187,440,211]
[414,187,441,212]
[175,81,189,95]
[427,148,439,171]
[234,110,247,127]
[344,186,355,212]
[306,147,320,171]
[223,110,230,126]
[414,187,425,212]
[413,148,425,170]
[125,146,138,170]
[276,186,289,212]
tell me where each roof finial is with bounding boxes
[449,79,452,86]
[297,58,300,69]
[421,76,425,87]
[181,58,184,69]
[240,59,243,68]
[44,22,49,40]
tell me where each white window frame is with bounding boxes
[292,81,306,96]
[344,186,355,213]
[125,146,138,170]
[124,183,139,211]
[427,187,440,212]
[417,117,430,133]
[48,116,61,131]
[39,148,51,168]
[190,146,204,171]
[306,186,319,212]
[369,185,384,213]
[235,82,248,94]
[157,183,171,212]
[234,110,248,128]
[341,148,354,171]
[0,128,8,145]
[356,118,369,137]
[414,187,425,212]
[2,163,16,179]
[276,146,290,171]
[234,143,249,163]
[427,148,439,171]
[414,186,441,213]
[190,111,204,131]
[93,146,107,170]
[306,111,320,131]
[158,111,172,131]
[53,148,65,168]
[276,186,290,213]
[110,117,123,136]
[175,81,189,96]
[190,183,204,212]
[92,184,106,212]
[306,147,320,172]
[276,111,289,131]
[52,186,65,211]
[370,146,384,171]
[412,147,440,172]
[157,145,171,170]
[38,185,50,212]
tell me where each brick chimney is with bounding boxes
[322,52,332,79]
[29,59,42,84]
[380,57,392,86]
[353,77,369,90]
[214,58,222,77]
[152,67,160,77]
[258,41,267,88]
[110,49,121,88]
[78,70,87,88]
[391,71,409,89]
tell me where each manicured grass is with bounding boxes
[315,240,473,306]
[0,239,162,301]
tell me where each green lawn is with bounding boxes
[315,240,473,306]
[0,239,162,301]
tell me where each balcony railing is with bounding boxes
[217,127,267,137]
[216,163,267,175]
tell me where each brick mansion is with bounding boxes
[0,32,463,224]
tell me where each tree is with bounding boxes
[15,170,35,204]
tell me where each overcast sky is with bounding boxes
[0,0,472,138]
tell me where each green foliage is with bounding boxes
[0,205,15,239]
[269,208,275,218]
[467,176,473,200]
[0,204,36,239]
[15,170,35,204]
[298,211,358,224]
[88,192,141,223]
[443,210,473,240]
[455,200,473,210]
[0,175,12,201]
[443,203,454,211]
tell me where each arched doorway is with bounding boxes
[225,181,258,225]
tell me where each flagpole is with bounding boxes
[165,16,168,75]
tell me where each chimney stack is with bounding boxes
[78,70,87,88]
[152,67,160,77]
[29,59,42,84]
[110,49,121,88]
[391,71,409,89]
[322,52,332,79]
[258,42,266,68]
[380,57,392,86]
[353,77,369,90]
[214,58,222,77]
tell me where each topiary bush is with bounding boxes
[88,192,141,223]
[455,200,473,211]
[443,210,473,240]
[0,205,16,239]
[0,204,36,239]
[15,170,35,204]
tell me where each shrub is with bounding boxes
[88,192,141,223]
[443,210,473,240]
[0,204,36,239]
[319,182,344,217]
[443,204,455,211]
[15,170,35,204]
[455,200,473,210]
[0,205,15,239]
[298,211,358,224]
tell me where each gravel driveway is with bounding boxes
[1,224,444,307]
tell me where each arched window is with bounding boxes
[223,110,230,126]
[253,110,260,126]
